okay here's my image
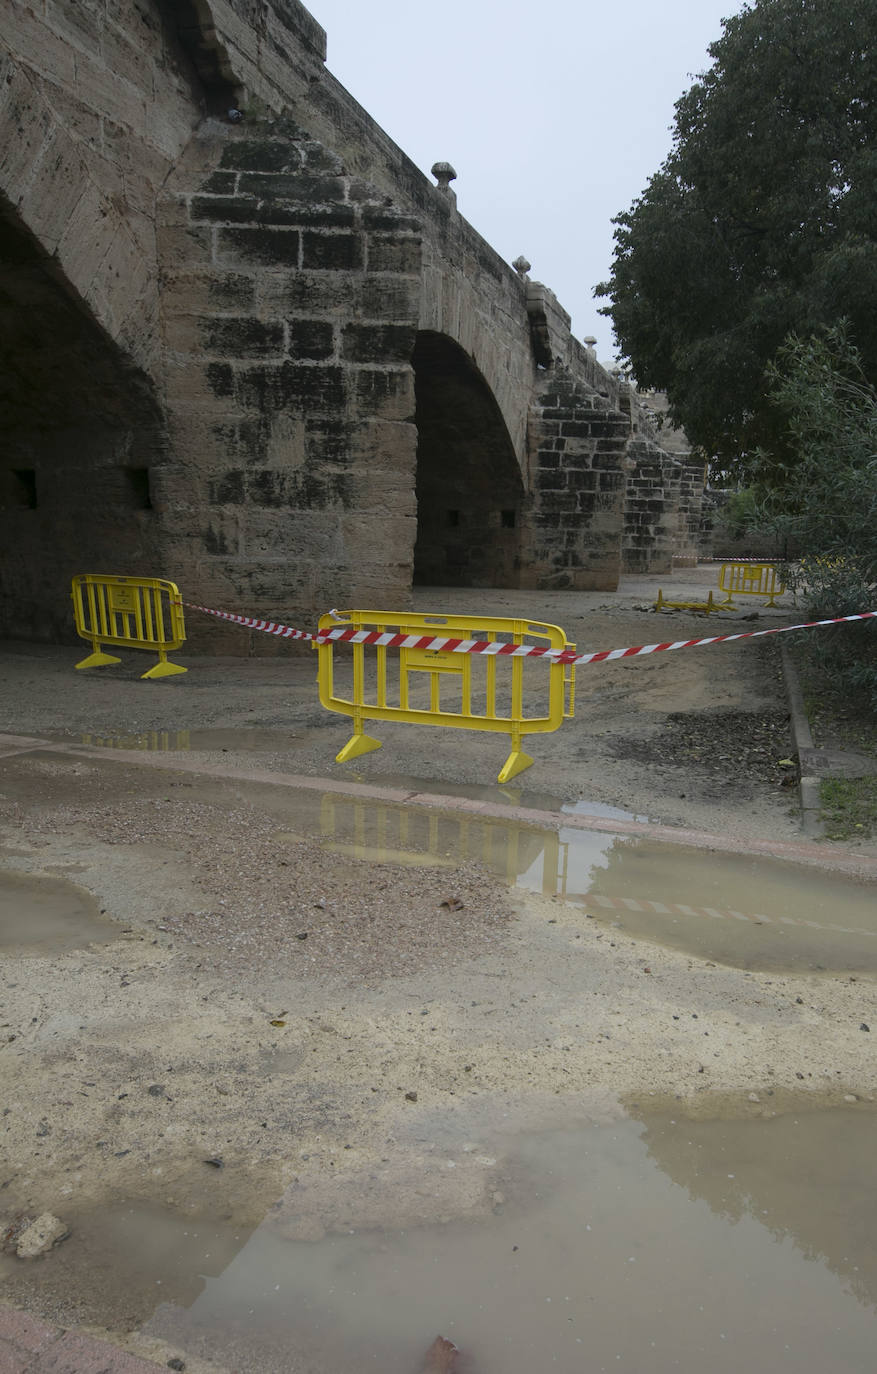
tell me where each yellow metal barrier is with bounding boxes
[718,562,786,608]
[655,589,721,614]
[316,609,576,783]
[71,574,187,679]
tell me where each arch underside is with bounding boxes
[0,202,164,640]
[412,331,524,588]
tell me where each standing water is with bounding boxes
[33,1107,877,1374]
[313,791,877,974]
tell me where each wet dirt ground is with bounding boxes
[2,573,877,1371]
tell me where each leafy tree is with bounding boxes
[754,326,877,560]
[596,0,877,476]
[756,326,877,699]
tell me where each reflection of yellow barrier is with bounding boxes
[718,562,786,608]
[71,574,187,679]
[316,609,576,783]
[318,792,562,890]
[655,589,720,614]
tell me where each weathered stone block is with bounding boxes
[157,223,213,266]
[341,323,416,363]
[361,206,421,232]
[14,128,92,253]
[265,203,357,229]
[245,468,293,505]
[216,226,300,267]
[359,276,420,318]
[200,171,238,194]
[207,470,245,505]
[68,48,148,132]
[238,172,347,203]
[536,470,563,491]
[202,317,285,357]
[206,361,235,398]
[354,368,415,419]
[288,319,335,358]
[301,232,363,271]
[302,142,345,173]
[270,271,355,313]
[191,194,261,224]
[207,272,258,309]
[236,362,347,413]
[535,491,578,512]
[219,140,304,172]
[367,234,420,274]
[4,9,76,86]
[304,418,353,463]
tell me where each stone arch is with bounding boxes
[412,331,525,587]
[0,55,164,379]
[417,252,532,484]
[0,199,166,640]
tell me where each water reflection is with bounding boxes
[140,1112,877,1374]
[312,794,877,974]
[635,1106,877,1315]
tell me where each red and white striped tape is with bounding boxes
[182,602,317,642]
[182,601,876,666]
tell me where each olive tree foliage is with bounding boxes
[596,0,877,477]
[756,326,877,697]
[754,328,877,566]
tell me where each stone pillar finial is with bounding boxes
[583,335,597,351]
[431,161,457,192]
[512,256,531,279]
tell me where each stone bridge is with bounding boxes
[0,0,706,647]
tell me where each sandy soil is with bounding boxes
[1,572,877,1365]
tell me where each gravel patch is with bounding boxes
[23,796,512,982]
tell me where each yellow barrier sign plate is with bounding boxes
[108,585,138,613]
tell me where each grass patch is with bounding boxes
[819,777,877,840]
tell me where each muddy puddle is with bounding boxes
[0,868,120,953]
[291,792,877,975]
[26,1107,877,1374]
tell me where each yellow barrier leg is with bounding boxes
[142,655,187,680]
[498,748,534,784]
[336,732,382,763]
[498,726,534,783]
[75,649,121,669]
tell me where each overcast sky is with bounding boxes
[306,0,738,362]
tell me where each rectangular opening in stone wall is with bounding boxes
[446,509,460,527]
[501,509,516,528]
[3,469,38,510]
[124,468,152,510]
